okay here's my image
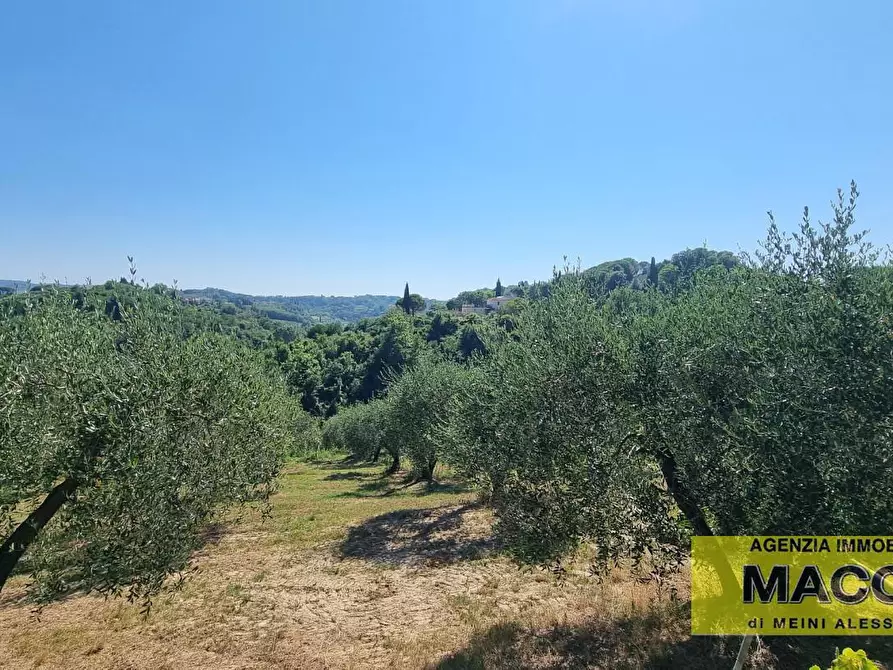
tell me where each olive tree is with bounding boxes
[446,276,685,568]
[382,355,472,482]
[322,399,390,468]
[630,183,893,538]
[287,411,323,458]
[0,288,302,605]
[448,184,893,577]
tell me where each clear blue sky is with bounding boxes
[2,0,891,299]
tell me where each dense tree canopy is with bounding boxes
[445,288,495,310]
[396,291,425,316]
[0,287,311,604]
[331,183,893,585]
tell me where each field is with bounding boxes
[2,457,891,669]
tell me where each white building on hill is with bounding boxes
[457,296,513,315]
[485,296,513,311]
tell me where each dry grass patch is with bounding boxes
[3,456,893,669]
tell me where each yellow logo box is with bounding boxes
[692,536,893,636]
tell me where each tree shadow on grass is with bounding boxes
[1,516,248,609]
[322,471,370,481]
[430,602,893,670]
[420,481,474,495]
[430,602,728,670]
[197,520,230,546]
[302,454,381,471]
[335,477,474,499]
[1,529,224,611]
[338,503,498,567]
[333,477,397,497]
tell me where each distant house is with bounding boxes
[457,296,513,315]
[485,296,513,311]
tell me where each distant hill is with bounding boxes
[444,247,741,306]
[0,280,400,324]
[180,287,400,324]
[0,280,30,294]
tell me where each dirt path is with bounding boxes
[1,459,878,669]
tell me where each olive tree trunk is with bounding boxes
[0,477,78,593]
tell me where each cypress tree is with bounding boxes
[495,278,503,297]
[648,257,659,287]
[402,282,411,314]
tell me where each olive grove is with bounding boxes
[348,183,893,578]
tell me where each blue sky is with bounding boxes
[2,0,891,299]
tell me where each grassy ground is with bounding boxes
[2,456,892,669]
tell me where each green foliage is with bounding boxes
[381,355,473,481]
[281,328,373,416]
[179,287,400,327]
[657,262,679,292]
[809,648,879,670]
[322,400,388,463]
[446,288,496,310]
[458,321,488,359]
[425,184,893,575]
[358,311,425,400]
[583,257,644,294]
[12,182,882,617]
[277,181,893,582]
[629,262,893,537]
[572,249,737,299]
[288,410,323,458]
[0,287,311,604]
[444,275,685,566]
[668,247,738,287]
[427,310,459,343]
[396,286,426,316]
[633,183,893,539]
[321,353,472,480]
[648,256,659,286]
[400,283,412,314]
[277,307,483,417]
